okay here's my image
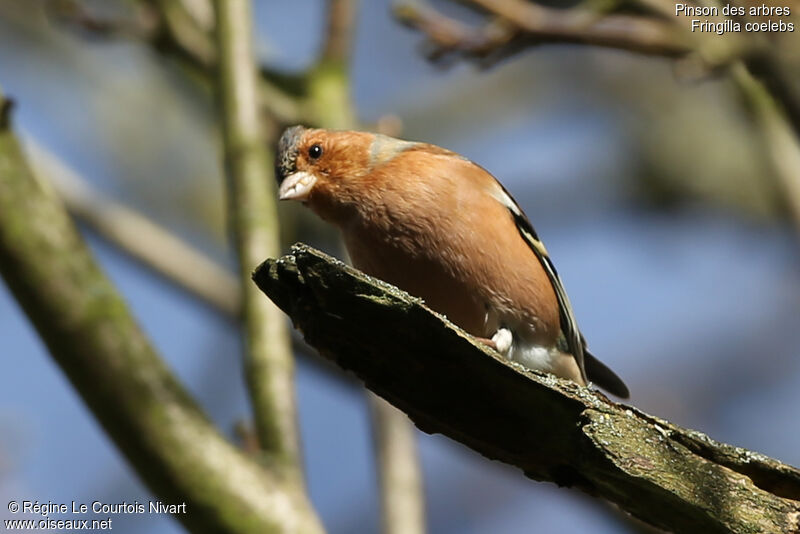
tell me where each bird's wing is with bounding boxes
[488,180,589,384]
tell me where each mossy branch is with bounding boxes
[253,244,800,534]
[0,93,323,533]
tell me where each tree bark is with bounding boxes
[253,244,800,534]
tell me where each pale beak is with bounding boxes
[278,171,317,201]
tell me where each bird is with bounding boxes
[275,125,629,398]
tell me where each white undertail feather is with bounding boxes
[509,343,567,376]
[491,327,567,376]
[484,307,571,379]
[487,180,588,383]
[491,328,513,354]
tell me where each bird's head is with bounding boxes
[275,125,424,225]
[275,126,373,221]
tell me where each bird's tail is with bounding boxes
[584,350,630,399]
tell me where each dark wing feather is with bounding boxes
[489,181,588,384]
[510,209,588,383]
[489,180,630,398]
[584,347,630,398]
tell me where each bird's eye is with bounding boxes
[308,144,323,160]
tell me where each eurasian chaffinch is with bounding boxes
[275,126,629,398]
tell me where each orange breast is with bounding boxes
[339,151,560,345]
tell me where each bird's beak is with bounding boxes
[278,171,317,201]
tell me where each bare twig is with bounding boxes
[732,64,800,234]
[0,89,323,534]
[393,3,519,63]
[472,0,689,54]
[152,0,217,67]
[744,53,800,141]
[394,0,691,63]
[49,0,307,123]
[47,0,159,40]
[213,0,303,472]
[320,0,360,66]
[254,244,800,534]
[395,0,800,142]
[307,0,359,129]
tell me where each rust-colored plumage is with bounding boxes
[276,126,629,398]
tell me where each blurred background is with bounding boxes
[1,1,799,533]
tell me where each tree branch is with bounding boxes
[393,0,691,63]
[48,2,425,529]
[23,134,337,372]
[213,0,305,472]
[369,393,427,534]
[147,0,216,68]
[395,0,800,162]
[473,0,689,54]
[51,0,307,123]
[320,0,360,66]
[0,91,323,534]
[393,2,519,63]
[253,244,800,534]
[744,52,800,143]
[306,0,359,130]
[24,136,241,318]
[732,64,800,240]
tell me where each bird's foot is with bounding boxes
[475,337,497,350]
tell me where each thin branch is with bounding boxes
[139,0,308,123]
[22,134,339,370]
[744,52,800,141]
[24,136,241,317]
[50,0,307,123]
[732,64,800,236]
[48,0,158,40]
[213,0,303,471]
[151,0,217,68]
[306,0,359,130]
[395,0,800,143]
[51,2,426,529]
[0,91,323,534]
[472,0,689,54]
[369,393,427,534]
[320,0,360,66]
[394,0,691,63]
[393,3,519,63]
[254,244,800,534]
